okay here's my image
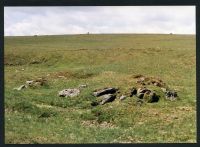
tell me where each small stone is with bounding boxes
[140,77,145,82]
[119,95,126,100]
[58,76,65,78]
[153,82,159,86]
[165,90,178,101]
[136,77,145,84]
[14,85,26,91]
[161,87,167,92]
[26,80,34,86]
[79,84,87,88]
[34,82,43,86]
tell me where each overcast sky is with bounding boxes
[4,6,195,36]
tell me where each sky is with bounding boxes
[4,6,195,36]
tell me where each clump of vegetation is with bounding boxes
[11,101,58,118]
[38,110,58,118]
[12,101,39,114]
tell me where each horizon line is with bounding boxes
[4,32,196,37]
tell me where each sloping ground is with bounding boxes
[4,34,196,143]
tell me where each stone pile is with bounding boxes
[90,75,178,106]
[14,73,178,106]
[134,75,166,87]
[134,75,178,101]
[13,77,48,90]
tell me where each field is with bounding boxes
[4,34,196,143]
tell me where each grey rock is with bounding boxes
[26,80,34,86]
[119,95,126,100]
[153,82,159,86]
[58,88,80,97]
[137,93,144,99]
[100,94,116,105]
[136,77,145,84]
[14,85,26,91]
[161,87,167,93]
[165,90,178,101]
[79,84,87,89]
[137,88,151,98]
[136,87,159,102]
[93,87,118,97]
[143,91,160,103]
[58,76,65,78]
[130,87,137,97]
[34,81,43,86]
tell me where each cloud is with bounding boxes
[4,6,195,36]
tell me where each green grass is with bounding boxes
[4,34,196,143]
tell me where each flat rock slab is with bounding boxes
[58,88,80,97]
[93,87,118,97]
[100,94,116,105]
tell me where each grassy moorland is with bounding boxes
[4,34,196,143]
